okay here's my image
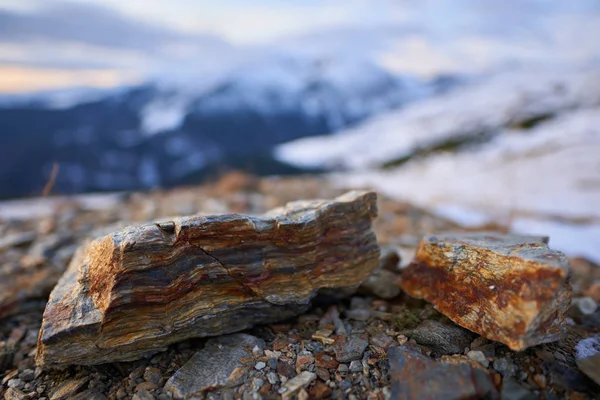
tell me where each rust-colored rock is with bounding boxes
[36,191,379,368]
[401,233,571,351]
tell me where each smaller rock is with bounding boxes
[135,382,158,392]
[388,346,498,400]
[349,360,362,373]
[467,350,489,368]
[279,371,316,400]
[226,367,247,387]
[143,367,161,385]
[254,361,266,371]
[501,378,537,400]
[315,352,338,369]
[493,358,517,378]
[410,320,476,355]
[333,335,369,362]
[337,364,349,374]
[400,233,571,351]
[3,387,27,400]
[295,351,314,373]
[50,377,89,400]
[18,369,34,382]
[7,379,24,389]
[369,334,394,350]
[574,337,600,386]
[164,334,264,399]
[571,297,597,316]
[346,309,371,321]
[339,379,352,391]
[312,329,335,345]
[251,378,264,392]
[266,372,279,385]
[132,390,154,400]
[309,380,332,399]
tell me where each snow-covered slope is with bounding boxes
[275,66,600,261]
[337,107,600,261]
[275,68,600,169]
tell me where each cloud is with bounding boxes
[0,1,228,54]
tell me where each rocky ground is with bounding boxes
[1,173,599,399]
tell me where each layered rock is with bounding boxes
[401,233,571,351]
[36,191,379,367]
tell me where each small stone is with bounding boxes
[252,345,263,357]
[360,266,401,299]
[312,329,335,345]
[135,382,158,392]
[7,379,24,389]
[572,297,597,315]
[369,334,394,350]
[266,372,279,385]
[340,379,352,391]
[164,334,263,399]
[50,377,89,400]
[70,389,107,400]
[251,378,264,392]
[315,352,339,369]
[346,308,371,321]
[226,367,247,387]
[333,334,369,362]
[18,369,34,382]
[501,378,537,400]
[132,390,154,400]
[467,350,489,368]
[574,337,600,386]
[279,371,316,400]
[401,233,571,351]
[315,367,330,382]
[411,320,476,355]
[309,380,332,399]
[143,367,161,385]
[388,346,498,399]
[267,359,278,369]
[397,335,408,346]
[337,364,349,374]
[3,387,27,400]
[349,360,362,373]
[493,358,517,378]
[295,351,314,373]
[254,361,266,371]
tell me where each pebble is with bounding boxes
[254,361,266,371]
[132,390,155,400]
[4,387,27,400]
[349,360,362,373]
[333,334,369,362]
[571,297,597,316]
[467,350,490,368]
[411,320,476,355]
[388,346,498,399]
[18,369,34,382]
[135,381,158,392]
[501,377,537,400]
[164,333,263,399]
[279,371,316,400]
[266,372,279,385]
[143,367,162,384]
[493,358,517,377]
[7,378,24,389]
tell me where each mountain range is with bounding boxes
[0,55,455,199]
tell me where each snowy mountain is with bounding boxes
[275,66,600,261]
[0,55,447,198]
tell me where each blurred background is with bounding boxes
[0,0,599,260]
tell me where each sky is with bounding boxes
[1,0,599,93]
